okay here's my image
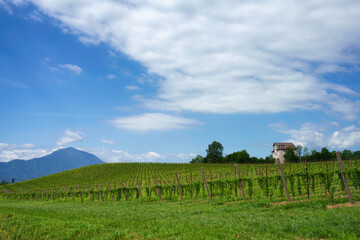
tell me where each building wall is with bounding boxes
[272,147,286,164]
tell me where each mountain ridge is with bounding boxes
[0,147,104,182]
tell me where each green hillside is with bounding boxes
[1,160,359,203]
[1,161,360,239]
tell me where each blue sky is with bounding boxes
[1,0,360,163]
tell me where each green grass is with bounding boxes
[1,197,360,239]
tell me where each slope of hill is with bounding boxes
[0,147,104,182]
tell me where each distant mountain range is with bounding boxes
[0,147,104,183]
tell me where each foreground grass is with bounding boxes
[0,198,360,240]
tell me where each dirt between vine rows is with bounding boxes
[326,201,360,209]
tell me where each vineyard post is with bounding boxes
[326,159,328,171]
[121,179,128,201]
[136,177,143,201]
[289,162,291,173]
[234,163,246,201]
[305,157,310,200]
[175,172,183,200]
[154,174,162,201]
[70,186,75,202]
[233,166,238,196]
[87,184,92,201]
[277,160,290,201]
[265,163,268,178]
[108,182,114,202]
[201,168,211,201]
[51,188,55,201]
[190,172,193,185]
[97,183,103,202]
[77,185,83,202]
[63,187,68,201]
[336,152,354,204]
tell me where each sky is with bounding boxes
[1,0,360,163]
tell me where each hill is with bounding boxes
[0,147,104,183]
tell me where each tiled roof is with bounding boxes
[273,142,296,150]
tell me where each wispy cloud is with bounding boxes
[84,147,196,163]
[125,85,141,91]
[58,64,82,74]
[24,0,360,120]
[0,78,29,88]
[106,74,116,79]
[57,129,85,146]
[109,113,201,132]
[100,138,115,144]
[0,143,49,162]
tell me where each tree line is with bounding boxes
[190,141,274,164]
[285,145,360,162]
[191,141,360,164]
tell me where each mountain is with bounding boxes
[0,147,104,183]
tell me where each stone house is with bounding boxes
[272,142,296,164]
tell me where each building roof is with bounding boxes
[273,142,296,150]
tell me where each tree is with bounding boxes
[303,147,309,156]
[225,150,250,163]
[320,147,331,160]
[342,149,352,159]
[205,141,224,163]
[296,145,303,162]
[284,147,299,163]
[265,154,275,164]
[190,155,204,164]
[310,150,321,161]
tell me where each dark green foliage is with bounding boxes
[225,150,250,163]
[190,155,204,164]
[205,141,224,163]
[320,147,332,160]
[284,147,299,163]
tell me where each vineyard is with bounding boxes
[1,157,360,204]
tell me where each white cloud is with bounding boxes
[0,143,35,151]
[0,0,13,14]
[84,147,196,163]
[27,10,43,22]
[109,113,201,132]
[23,0,360,120]
[0,143,49,162]
[315,64,348,74]
[100,138,115,144]
[271,122,360,150]
[57,129,85,146]
[58,64,82,74]
[106,74,116,79]
[328,125,360,149]
[125,85,141,91]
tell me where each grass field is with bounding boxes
[1,161,360,239]
[1,197,360,239]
